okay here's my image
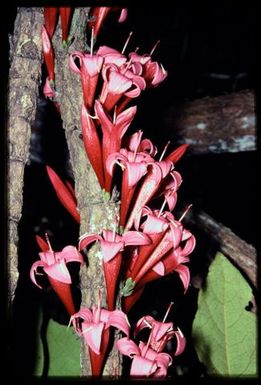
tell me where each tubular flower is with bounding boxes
[117,338,172,377]
[69,51,104,110]
[94,100,137,193]
[106,136,155,227]
[70,303,130,376]
[79,229,150,310]
[30,235,83,315]
[46,166,80,223]
[123,209,195,312]
[99,67,133,112]
[134,306,186,356]
[125,163,163,231]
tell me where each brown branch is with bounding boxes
[7,7,42,308]
[165,90,256,154]
[185,210,257,290]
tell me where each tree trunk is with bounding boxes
[46,8,122,377]
[7,7,42,311]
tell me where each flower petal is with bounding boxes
[100,240,123,262]
[30,261,45,288]
[116,337,140,357]
[123,231,151,247]
[43,259,72,284]
[108,310,130,337]
[82,321,105,355]
[130,356,157,377]
[58,245,84,265]
[78,233,100,251]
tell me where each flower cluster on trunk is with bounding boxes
[30,7,196,378]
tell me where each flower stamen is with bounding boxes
[122,31,133,54]
[162,301,174,323]
[90,26,94,56]
[150,39,160,56]
[178,204,192,222]
[159,141,170,161]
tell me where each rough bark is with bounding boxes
[52,8,122,377]
[165,90,256,154]
[7,7,42,309]
[185,210,257,290]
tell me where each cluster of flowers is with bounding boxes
[30,7,196,378]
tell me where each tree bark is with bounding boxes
[7,7,42,310]
[52,8,122,377]
[165,90,256,154]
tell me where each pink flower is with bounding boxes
[125,163,163,231]
[106,134,155,226]
[94,100,137,193]
[117,337,172,377]
[30,235,83,315]
[99,68,133,112]
[79,229,150,310]
[71,303,129,375]
[134,304,186,356]
[96,45,127,66]
[69,51,104,110]
[143,61,168,88]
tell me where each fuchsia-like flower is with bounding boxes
[30,234,83,315]
[107,132,189,227]
[94,100,137,192]
[79,228,151,310]
[117,303,185,377]
[70,299,130,376]
[106,131,156,226]
[116,338,172,377]
[69,51,104,110]
[122,207,195,312]
[134,303,186,356]
[46,165,80,223]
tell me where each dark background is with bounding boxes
[2,3,257,380]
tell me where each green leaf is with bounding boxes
[47,319,80,376]
[33,313,80,377]
[192,252,257,377]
